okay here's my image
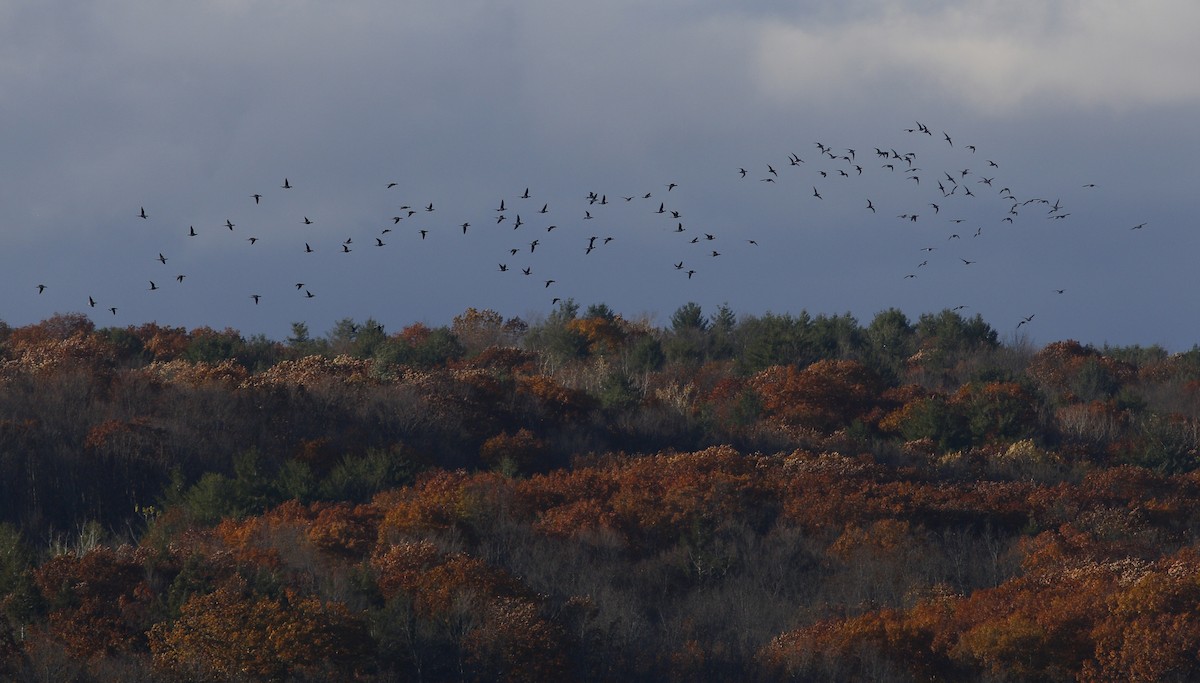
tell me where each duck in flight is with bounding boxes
[281,178,292,189]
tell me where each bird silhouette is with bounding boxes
[251,294,261,304]
[281,178,292,189]
[36,284,46,294]
[252,194,262,204]
[139,207,148,219]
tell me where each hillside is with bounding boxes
[2,303,1199,681]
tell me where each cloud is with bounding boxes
[751,0,1200,113]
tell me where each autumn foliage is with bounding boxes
[3,305,1200,679]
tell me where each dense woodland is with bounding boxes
[2,302,1200,681]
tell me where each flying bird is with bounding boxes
[281,178,292,189]
[252,193,262,204]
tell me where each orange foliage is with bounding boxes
[148,578,369,681]
[479,428,547,471]
[749,360,882,432]
[566,316,626,355]
[32,547,153,659]
[376,469,512,540]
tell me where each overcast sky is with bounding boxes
[3,1,1197,349]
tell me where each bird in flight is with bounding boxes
[225,219,235,230]
[188,226,197,237]
[157,253,168,264]
[37,284,46,294]
[281,178,292,189]
[139,207,148,219]
[252,193,262,204]
[251,294,261,304]
[149,281,159,291]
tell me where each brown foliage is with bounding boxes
[750,360,883,432]
[148,578,370,681]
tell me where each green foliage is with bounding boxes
[670,302,709,333]
[625,335,666,374]
[736,311,817,373]
[0,523,37,624]
[319,447,419,503]
[174,450,277,525]
[900,395,972,451]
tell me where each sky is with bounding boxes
[2,0,1197,349]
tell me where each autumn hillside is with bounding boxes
[3,303,1200,681]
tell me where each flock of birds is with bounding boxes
[29,121,1148,335]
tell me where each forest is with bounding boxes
[2,302,1200,681]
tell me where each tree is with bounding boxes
[148,578,371,681]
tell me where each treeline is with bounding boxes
[1,303,1200,680]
